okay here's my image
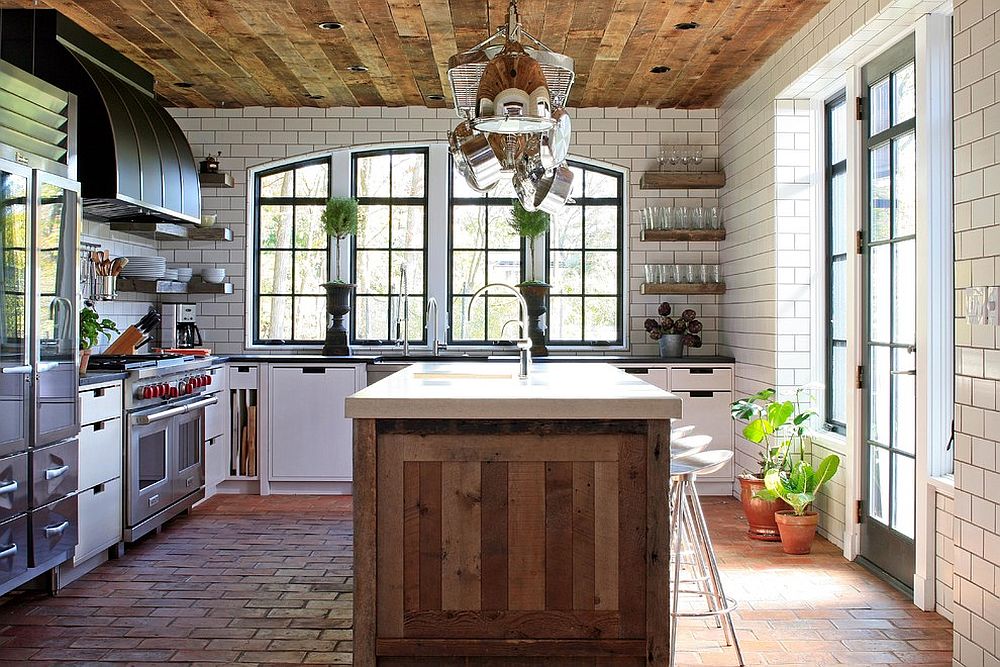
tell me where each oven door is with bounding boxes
[127,409,173,528]
[172,406,204,501]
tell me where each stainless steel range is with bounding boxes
[89,354,217,541]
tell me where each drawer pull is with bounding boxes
[0,480,18,495]
[302,367,326,374]
[0,543,16,559]
[44,521,69,537]
[689,391,715,398]
[186,476,195,488]
[44,464,70,480]
[623,368,650,375]
[689,368,714,374]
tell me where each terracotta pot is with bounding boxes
[80,348,92,375]
[321,282,355,356]
[774,510,819,555]
[518,282,549,357]
[739,476,790,542]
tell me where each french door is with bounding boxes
[859,35,917,588]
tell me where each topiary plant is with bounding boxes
[508,200,549,283]
[321,197,359,283]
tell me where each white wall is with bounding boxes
[163,106,724,355]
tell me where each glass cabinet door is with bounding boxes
[33,173,79,447]
[0,163,30,457]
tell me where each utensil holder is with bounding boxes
[95,275,118,301]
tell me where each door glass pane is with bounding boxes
[870,245,891,342]
[870,77,891,135]
[893,347,916,455]
[869,445,890,525]
[830,170,847,254]
[891,453,916,538]
[869,346,891,445]
[893,63,916,124]
[831,344,847,424]
[870,143,891,241]
[178,417,201,470]
[138,429,167,490]
[893,132,916,237]
[893,239,915,345]
[832,258,847,339]
[830,102,847,164]
[0,171,28,450]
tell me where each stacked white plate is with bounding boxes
[201,268,226,284]
[121,256,166,279]
[163,269,179,281]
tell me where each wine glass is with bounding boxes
[691,149,703,165]
[679,150,690,166]
[668,148,680,167]
[657,147,668,171]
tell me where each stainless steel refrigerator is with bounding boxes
[0,60,80,594]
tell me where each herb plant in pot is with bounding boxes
[643,302,703,357]
[730,388,814,541]
[79,303,118,374]
[321,197,358,356]
[508,200,550,356]
[755,455,841,554]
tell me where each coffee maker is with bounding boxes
[161,303,203,349]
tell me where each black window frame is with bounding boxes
[251,157,332,346]
[350,147,430,346]
[544,160,626,347]
[825,92,848,435]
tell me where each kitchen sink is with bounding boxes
[412,370,516,380]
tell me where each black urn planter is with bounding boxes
[518,282,549,357]
[322,282,355,356]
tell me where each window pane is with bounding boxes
[391,205,424,248]
[453,295,485,340]
[294,205,327,249]
[586,170,618,198]
[893,132,916,237]
[870,143,891,242]
[893,62,915,125]
[869,445,890,525]
[487,205,519,249]
[870,245,890,343]
[829,100,847,164]
[259,296,292,340]
[391,250,425,295]
[392,152,425,197]
[356,296,389,340]
[870,77,890,135]
[487,251,520,285]
[584,252,617,294]
[358,204,390,247]
[893,347,916,455]
[295,163,328,198]
[893,239,915,345]
[357,154,391,197]
[892,453,915,538]
[568,166,584,199]
[260,205,293,249]
[831,344,847,424]
[452,250,486,294]
[549,296,582,341]
[831,258,846,340]
[260,170,293,198]
[584,207,618,249]
[259,251,293,294]
[869,346,891,445]
[550,206,582,248]
[485,296,519,340]
[453,205,486,248]
[356,250,390,294]
[293,296,325,340]
[830,170,847,255]
[294,251,327,295]
[584,296,618,341]
[550,250,582,294]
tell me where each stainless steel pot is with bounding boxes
[531,163,574,214]
[450,122,501,192]
[538,108,571,170]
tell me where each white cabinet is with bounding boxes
[615,366,669,391]
[669,389,734,482]
[75,380,124,564]
[203,366,230,495]
[75,478,122,564]
[267,365,359,482]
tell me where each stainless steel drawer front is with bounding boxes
[30,495,78,566]
[0,515,28,585]
[0,452,29,522]
[30,439,78,507]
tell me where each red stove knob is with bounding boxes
[191,376,201,388]
[169,386,179,398]
[185,382,194,394]
[142,386,153,399]
[203,374,212,386]
[157,383,168,397]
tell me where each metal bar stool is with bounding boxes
[669,449,744,667]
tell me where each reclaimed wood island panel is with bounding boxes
[346,363,682,667]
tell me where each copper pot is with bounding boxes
[739,476,790,542]
[774,510,819,555]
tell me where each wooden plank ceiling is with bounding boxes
[0,0,831,109]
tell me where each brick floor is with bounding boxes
[0,494,951,666]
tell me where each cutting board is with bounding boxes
[154,347,212,356]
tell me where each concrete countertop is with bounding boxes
[345,361,683,420]
[79,371,129,386]
[218,353,735,365]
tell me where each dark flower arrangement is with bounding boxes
[643,301,703,349]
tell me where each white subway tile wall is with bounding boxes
[165,106,723,356]
[953,0,1000,662]
[936,490,956,622]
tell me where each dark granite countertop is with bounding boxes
[79,371,130,387]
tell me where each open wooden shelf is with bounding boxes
[641,228,726,242]
[641,282,726,295]
[110,221,233,242]
[199,172,235,188]
[118,277,233,295]
[639,171,726,190]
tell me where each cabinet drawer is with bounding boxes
[0,452,29,522]
[669,367,733,392]
[75,478,122,564]
[79,419,122,490]
[80,383,122,426]
[672,390,734,482]
[31,439,78,507]
[616,366,669,391]
[30,495,77,566]
[0,514,28,586]
[205,392,226,440]
[229,365,258,390]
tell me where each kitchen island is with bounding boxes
[346,362,681,666]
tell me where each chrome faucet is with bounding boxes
[467,283,531,378]
[395,264,409,356]
[426,296,446,356]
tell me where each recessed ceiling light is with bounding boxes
[675,21,699,30]
[173,82,194,88]
[650,66,671,74]
[427,94,445,101]
[317,21,343,30]
[307,94,325,100]
[347,65,369,73]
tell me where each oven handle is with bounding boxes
[133,396,218,425]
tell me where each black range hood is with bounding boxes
[0,9,200,224]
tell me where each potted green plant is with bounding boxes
[730,388,814,541]
[643,302,703,357]
[79,303,118,374]
[754,455,841,554]
[508,200,550,356]
[320,197,359,356]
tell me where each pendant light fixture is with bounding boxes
[446,0,575,212]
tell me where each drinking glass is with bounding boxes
[665,265,680,283]
[644,264,654,283]
[691,206,705,230]
[699,264,712,283]
[674,206,689,229]
[709,265,721,283]
[708,206,722,229]
[661,205,674,230]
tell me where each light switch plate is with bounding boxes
[966,287,987,325]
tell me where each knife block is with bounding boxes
[104,325,145,355]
